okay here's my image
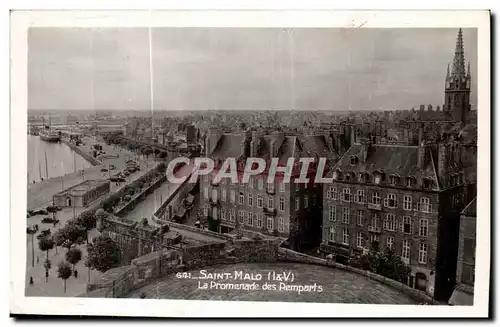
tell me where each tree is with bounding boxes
[74,211,96,243]
[55,222,86,250]
[38,237,55,260]
[65,247,82,274]
[43,259,52,282]
[57,261,72,293]
[86,235,121,273]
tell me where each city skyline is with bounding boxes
[28,28,477,112]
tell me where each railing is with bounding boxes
[263,207,277,216]
[368,226,381,233]
[368,202,382,210]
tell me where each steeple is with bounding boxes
[446,63,450,78]
[451,28,466,77]
[467,61,471,77]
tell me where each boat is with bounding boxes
[39,114,61,142]
[39,127,61,142]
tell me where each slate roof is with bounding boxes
[330,143,440,190]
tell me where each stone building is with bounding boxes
[449,197,476,305]
[320,123,469,301]
[53,179,110,208]
[200,127,338,251]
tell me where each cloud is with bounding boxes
[28,27,478,111]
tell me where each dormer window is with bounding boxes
[333,169,342,180]
[407,176,416,187]
[422,178,432,189]
[350,156,359,165]
[390,174,400,185]
[374,170,384,184]
[359,173,366,183]
[345,172,353,182]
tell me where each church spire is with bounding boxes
[446,63,450,78]
[451,28,466,77]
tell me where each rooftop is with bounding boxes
[56,179,109,196]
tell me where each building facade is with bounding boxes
[200,128,337,251]
[449,197,476,305]
[53,179,110,208]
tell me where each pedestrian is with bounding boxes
[37,256,39,264]
[74,269,78,278]
[29,276,34,285]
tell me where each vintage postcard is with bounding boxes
[10,10,490,318]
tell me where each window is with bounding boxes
[258,178,264,190]
[257,195,263,208]
[329,205,336,221]
[248,193,253,207]
[402,240,410,260]
[403,195,412,211]
[268,182,275,193]
[419,219,428,237]
[374,174,381,184]
[295,197,300,211]
[387,236,394,250]
[256,214,263,228]
[384,193,397,208]
[312,194,317,206]
[203,205,209,217]
[384,213,396,231]
[332,187,338,200]
[221,189,227,202]
[342,207,350,224]
[246,212,253,226]
[230,190,236,204]
[419,197,431,213]
[423,178,432,189]
[402,216,413,234]
[407,177,415,187]
[342,228,349,245]
[370,234,380,248]
[343,188,351,202]
[229,209,235,222]
[212,207,218,219]
[328,226,336,242]
[390,175,399,185]
[238,211,244,224]
[204,187,209,199]
[419,243,428,264]
[304,195,309,208]
[279,181,285,193]
[211,189,218,202]
[279,197,285,212]
[239,192,244,205]
[278,217,284,232]
[268,196,274,209]
[356,190,366,203]
[357,210,364,226]
[371,191,381,205]
[356,232,364,248]
[370,213,379,228]
[350,156,358,165]
[359,173,366,183]
[327,186,334,199]
[221,208,227,220]
[249,177,254,189]
[267,217,274,230]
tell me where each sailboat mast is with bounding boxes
[38,161,42,180]
[44,150,49,179]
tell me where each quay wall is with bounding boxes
[61,139,102,166]
[114,175,167,217]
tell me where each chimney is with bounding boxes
[436,105,441,112]
[420,105,425,111]
[428,104,433,111]
[417,125,425,169]
[437,143,448,184]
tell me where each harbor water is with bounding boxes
[27,135,92,183]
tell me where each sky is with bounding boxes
[28,28,477,111]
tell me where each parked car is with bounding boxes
[109,175,126,182]
[31,209,48,216]
[123,171,130,176]
[41,217,56,224]
[100,168,108,172]
[36,229,51,240]
[109,164,116,170]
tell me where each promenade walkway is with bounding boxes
[126,262,417,304]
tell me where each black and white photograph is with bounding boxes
[9,10,490,318]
